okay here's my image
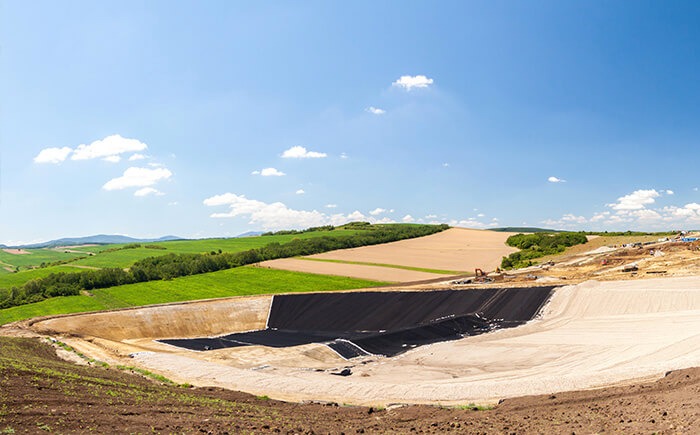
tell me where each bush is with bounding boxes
[501,232,588,269]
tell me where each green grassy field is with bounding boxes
[0,230,370,289]
[0,249,87,272]
[0,266,386,325]
[0,265,91,289]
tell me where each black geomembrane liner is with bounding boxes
[159,286,554,357]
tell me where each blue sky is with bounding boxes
[2,1,700,244]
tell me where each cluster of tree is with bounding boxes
[262,225,336,236]
[584,230,677,236]
[0,223,449,309]
[500,232,588,269]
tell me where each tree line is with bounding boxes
[0,223,448,309]
[500,232,588,269]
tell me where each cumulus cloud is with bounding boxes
[281,146,327,159]
[607,189,660,210]
[203,193,373,230]
[34,135,149,165]
[252,167,285,177]
[347,210,367,221]
[548,176,566,183]
[442,163,450,167]
[663,203,700,221]
[295,189,305,195]
[402,214,415,223]
[392,75,434,90]
[325,204,338,208]
[102,167,172,191]
[366,106,386,115]
[340,152,348,159]
[665,190,675,195]
[369,208,387,216]
[129,153,147,161]
[134,187,164,197]
[33,147,72,164]
[71,134,148,161]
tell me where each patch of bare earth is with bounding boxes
[2,248,30,255]
[0,337,697,433]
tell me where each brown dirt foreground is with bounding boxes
[1,337,698,434]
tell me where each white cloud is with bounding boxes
[71,134,148,161]
[252,167,285,177]
[607,189,660,210]
[392,75,434,90]
[369,208,387,216]
[402,214,415,223]
[134,187,164,197]
[203,193,374,230]
[366,106,386,115]
[102,167,172,191]
[663,203,700,221]
[281,146,327,159]
[103,155,121,163]
[340,152,348,159]
[33,147,72,164]
[694,187,699,192]
[590,212,610,222]
[665,190,674,195]
[129,153,147,161]
[448,218,495,229]
[561,214,587,224]
[295,189,305,195]
[477,213,485,217]
[442,163,450,167]
[325,204,338,208]
[548,176,566,183]
[347,210,367,221]
[425,214,438,219]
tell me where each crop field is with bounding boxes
[0,249,87,272]
[0,266,386,325]
[0,265,89,289]
[0,229,371,289]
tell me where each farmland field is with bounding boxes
[0,266,386,325]
[0,249,87,272]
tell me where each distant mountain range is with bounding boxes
[2,234,184,249]
[236,231,265,238]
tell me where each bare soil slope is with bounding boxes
[1,336,697,434]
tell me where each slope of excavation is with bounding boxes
[160,286,555,358]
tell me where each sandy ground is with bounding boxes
[24,274,700,407]
[257,259,446,282]
[308,227,517,272]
